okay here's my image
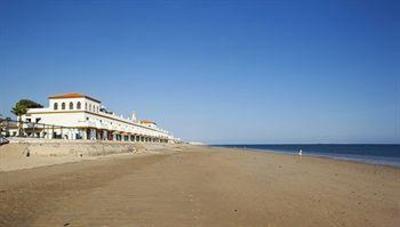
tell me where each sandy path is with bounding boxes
[1,147,399,226]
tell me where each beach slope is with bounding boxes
[0,145,399,226]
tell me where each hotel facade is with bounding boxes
[20,93,177,143]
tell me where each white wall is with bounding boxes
[23,97,172,140]
[48,97,100,113]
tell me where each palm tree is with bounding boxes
[11,99,43,136]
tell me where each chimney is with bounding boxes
[131,112,137,122]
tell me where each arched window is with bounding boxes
[69,102,74,110]
[54,103,58,110]
[77,102,81,110]
[61,102,66,110]
[85,103,87,110]
[89,104,92,112]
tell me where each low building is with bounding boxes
[20,93,177,143]
[0,117,18,137]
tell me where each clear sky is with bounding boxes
[0,0,399,144]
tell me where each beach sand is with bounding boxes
[0,145,399,226]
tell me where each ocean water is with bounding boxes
[214,144,400,168]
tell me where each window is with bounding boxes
[54,103,58,110]
[85,103,87,110]
[69,102,74,110]
[77,102,81,110]
[89,104,92,112]
[26,118,31,122]
[35,118,41,123]
[61,102,66,110]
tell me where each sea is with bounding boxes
[214,144,400,168]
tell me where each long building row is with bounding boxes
[19,93,178,143]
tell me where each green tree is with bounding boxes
[11,99,43,136]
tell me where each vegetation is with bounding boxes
[11,99,43,136]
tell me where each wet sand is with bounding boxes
[1,145,399,226]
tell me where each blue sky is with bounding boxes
[0,0,399,144]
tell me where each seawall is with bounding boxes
[0,138,183,172]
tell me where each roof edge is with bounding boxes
[48,93,101,103]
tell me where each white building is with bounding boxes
[21,93,176,143]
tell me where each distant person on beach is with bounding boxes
[298,149,303,156]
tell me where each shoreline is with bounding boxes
[1,141,399,172]
[213,146,400,173]
[212,145,400,169]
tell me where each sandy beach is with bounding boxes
[1,144,399,226]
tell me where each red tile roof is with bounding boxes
[140,120,157,125]
[48,92,101,103]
